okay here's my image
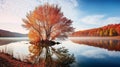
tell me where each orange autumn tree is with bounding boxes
[23,4,74,43]
[22,4,74,65]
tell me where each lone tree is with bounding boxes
[23,4,74,43]
[22,4,74,66]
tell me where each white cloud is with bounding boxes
[0,0,81,33]
[81,50,106,59]
[79,15,120,28]
[0,0,5,7]
[0,0,40,23]
[80,48,120,59]
[104,17,120,24]
[80,15,105,24]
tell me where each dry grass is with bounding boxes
[0,53,44,67]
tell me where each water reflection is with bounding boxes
[0,41,75,67]
[0,37,28,45]
[28,44,75,67]
[0,39,18,45]
[71,38,120,51]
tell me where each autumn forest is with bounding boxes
[72,24,120,37]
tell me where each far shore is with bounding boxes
[69,36,120,40]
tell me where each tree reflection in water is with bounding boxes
[28,42,75,67]
[71,39,120,51]
[21,3,75,67]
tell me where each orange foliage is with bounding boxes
[72,24,120,37]
[28,29,40,42]
[23,4,74,42]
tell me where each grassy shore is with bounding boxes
[0,53,44,67]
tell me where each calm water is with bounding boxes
[0,37,120,67]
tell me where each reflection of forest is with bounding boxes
[71,39,120,51]
[0,40,18,45]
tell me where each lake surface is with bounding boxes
[0,37,120,67]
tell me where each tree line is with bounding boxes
[72,24,120,37]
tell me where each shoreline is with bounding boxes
[0,52,43,67]
[69,36,120,40]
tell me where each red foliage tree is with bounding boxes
[23,4,74,42]
[22,4,74,65]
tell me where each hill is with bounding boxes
[0,29,27,37]
[72,24,120,37]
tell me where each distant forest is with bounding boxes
[72,24,120,37]
[0,29,27,37]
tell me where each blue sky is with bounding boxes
[78,0,120,29]
[0,0,120,33]
[80,0,120,16]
